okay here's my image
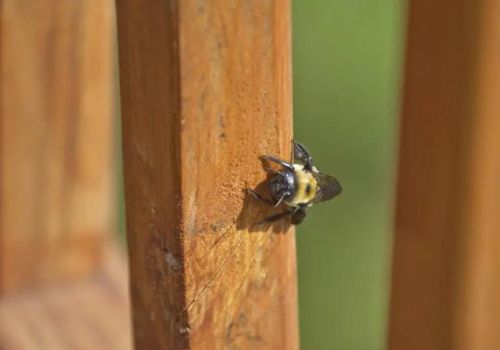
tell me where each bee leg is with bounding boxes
[291,206,307,225]
[262,166,279,175]
[247,189,274,206]
[293,141,313,171]
[259,209,294,224]
[261,155,294,171]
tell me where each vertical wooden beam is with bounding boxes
[452,2,500,348]
[389,0,500,349]
[116,1,298,349]
[0,0,115,293]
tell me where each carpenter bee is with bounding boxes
[248,141,342,225]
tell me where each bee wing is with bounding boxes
[313,173,342,203]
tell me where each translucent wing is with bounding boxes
[313,173,342,203]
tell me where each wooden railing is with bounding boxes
[389,0,500,349]
[0,1,131,349]
[116,1,299,349]
[3,0,500,349]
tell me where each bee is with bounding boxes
[248,141,342,225]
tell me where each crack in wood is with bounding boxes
[184,232,247,314]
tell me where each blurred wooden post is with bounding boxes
[0,0,115,293]
[389,0,500,349]
[116,1,298,349]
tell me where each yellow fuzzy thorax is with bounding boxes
[285,164,317,207]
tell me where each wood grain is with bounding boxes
[0,246,131,350]
[389,1,500,349]
[0,0,115,293]
[116,0,298,349]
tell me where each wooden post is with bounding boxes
[389,0,500,349]
[0,0,115,293]
[116,1,298,349]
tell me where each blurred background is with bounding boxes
[3,0,500,349]
[292,1,405,349]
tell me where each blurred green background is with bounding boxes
[292,1,406,349]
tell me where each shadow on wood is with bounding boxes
[237,174,293,234]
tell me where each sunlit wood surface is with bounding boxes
[116,0,299,349]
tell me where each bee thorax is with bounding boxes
[284,164,317,206]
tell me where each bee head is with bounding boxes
[314,173,342,203]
